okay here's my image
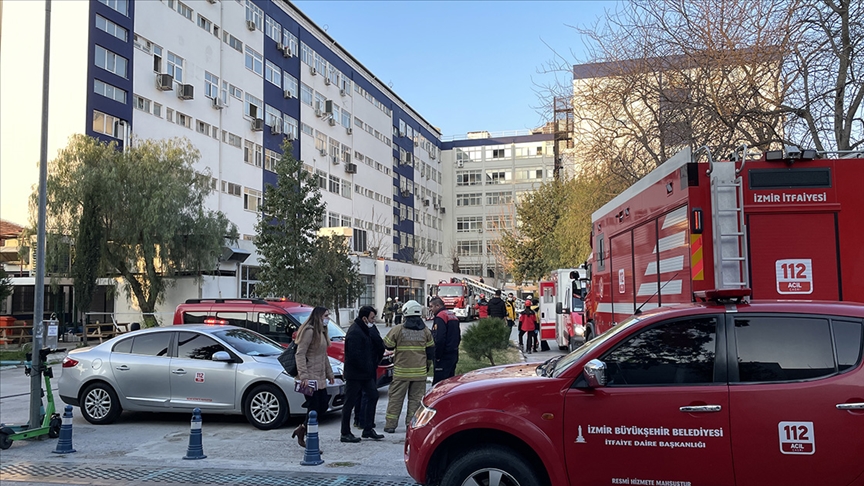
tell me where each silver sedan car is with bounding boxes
[59,325,345,430]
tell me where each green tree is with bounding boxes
[254,140,324,301]
[0,268,12,308]
[461,318,511,366]
[305,235,365,325]
[41,135,235,327]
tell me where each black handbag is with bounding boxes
[278,342,298,376]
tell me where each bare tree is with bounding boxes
[538,0,861,185]
[364,207,392,259]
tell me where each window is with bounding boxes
[244,93,262,119]
[300,42,312,65]
[486,191,513,205]
[265,15,281,41]
[112,337,132,354]
[94,79,126,103]
[94,45,127,78]
[265,60,281,87]
[300,83,313,105]
[485,170,511,184]
[603,317,718,385]
[244,188,262,212]
[283,73,298,99]
[457,216,483,232]
[283,29,298,56]
[167,52,183,82]
[264,149,279,172]
[245,0,263,30]
[456,193,482,207]
[229,84,242,100]
[834,320,863,371]
[134,95,151,113]
[245,47,263,76]
[457,240,483,256]
[204,72,218,99]
[95,15,127,41]
[486,215,512,231]
[153,45,163,72]
[98,0,128,16]
[264,104,281,127]
[221,181,241,197]
[223,31,242,52]
[358,275,374,306]
[341,179,352,198]
[176,332,226,361]
[516,167,545,181]
[197,14,212,33]
[196,120,211,136]
[456,170,483,186]
[175,1,192,20]
[734,316,836,382]
[283,115,298,140]
[175,112,191,129]
[129,333,170,357]
[91,110,123,138]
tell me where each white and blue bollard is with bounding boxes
[52,405,76,454]
[300,411,324,466]
[183,407,207,460]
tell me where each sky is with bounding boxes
[292,1,614,137]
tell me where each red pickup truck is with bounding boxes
[405,293,864,486]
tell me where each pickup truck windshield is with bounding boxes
[551,314,643,378]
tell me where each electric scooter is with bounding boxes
[0,347,65,449]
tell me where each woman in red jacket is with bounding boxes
[519,300,537,353]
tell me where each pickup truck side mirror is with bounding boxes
[584,359,607,388]
[555,302,563,314]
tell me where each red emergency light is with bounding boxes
[694,288,751,303]
[204,318,229,325]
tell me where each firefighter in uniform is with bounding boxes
[383,297,394,327]
[382,300,435,433]
[428,297,461,384]
[393,297,403,326]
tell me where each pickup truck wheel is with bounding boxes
[441,445,540,486]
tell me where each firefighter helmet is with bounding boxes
[402,300,423,317]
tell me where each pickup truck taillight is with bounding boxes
[62,357,79,368]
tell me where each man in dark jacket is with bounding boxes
[429,297,461,384]
[487,289,507,320]
[340,306,384,442]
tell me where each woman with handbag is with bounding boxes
[291,306,335,449]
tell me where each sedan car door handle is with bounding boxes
[115,365,129,371]
[680,405,722,413]
[836,402,864,410]
[172,369,187,375]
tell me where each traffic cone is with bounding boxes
[300,411,324,466]
[182,407,207,460]
[52,405,76,454]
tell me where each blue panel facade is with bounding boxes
[87,0,135,148]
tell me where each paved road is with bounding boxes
[0,322,567,485]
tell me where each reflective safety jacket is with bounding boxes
[383,316,435,381]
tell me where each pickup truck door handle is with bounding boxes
[172,369,187,375]
[115,365,129,371]
[836,402,864,410]
[680,405,722,413]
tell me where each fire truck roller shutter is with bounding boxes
[610,232,635,322]
[747,212,841,300]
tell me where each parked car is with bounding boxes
[59,325,346,430]
[405,293,864,486]
[173,298,394,387]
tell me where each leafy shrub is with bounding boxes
[461,318,511,366]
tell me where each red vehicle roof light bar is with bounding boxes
[694,288,751,304]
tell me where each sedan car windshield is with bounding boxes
[213,328,284,356]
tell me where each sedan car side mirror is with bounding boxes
[583,359,607,388]
[212,351,233,362]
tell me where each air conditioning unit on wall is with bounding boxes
[177,84,194,100]
[156,73,174,91]
[246,20,256,31]
[251,118,264,131]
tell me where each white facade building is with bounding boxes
[0,0,449,323]
[440,130,556,286]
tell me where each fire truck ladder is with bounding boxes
[460,276,527,310]
[705,150,750,290]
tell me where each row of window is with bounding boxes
[457,191,516,207]
[455,168,552,186]
[354,183,393,206]
[456,215,514,232]
[455,144,549,163]
[354,150,392,177]
[316,170,353,199]
[393,232,443,257]
[456,240,509,256]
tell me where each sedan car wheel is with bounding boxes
[80,382,122,425]
[244,384,288,430]
[441,445,540,486]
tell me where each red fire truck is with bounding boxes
[436,280,476,321]
[585,146,864,340]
